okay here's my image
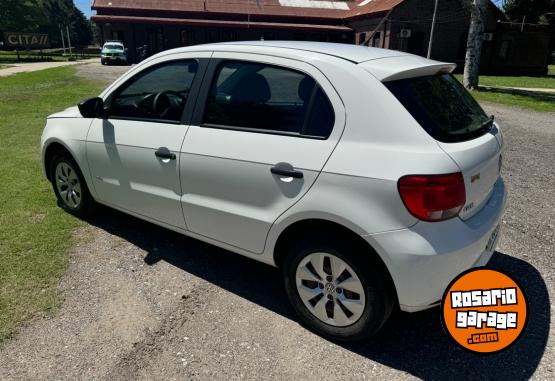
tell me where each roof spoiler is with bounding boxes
[359,54,457,82]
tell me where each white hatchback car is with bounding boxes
[41,41,506,341]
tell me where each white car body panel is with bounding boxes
[437,127,503,220]
[86,118,187,228]
[180,52,346,253]
[40,42,507,313]
[368,177,506,310]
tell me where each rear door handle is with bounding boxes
[155,147,176,160]
[271,163,303,179]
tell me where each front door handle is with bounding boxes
[271,163,303,179]
[155,147,176,160]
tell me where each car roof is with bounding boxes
[168,41,407,64]
[149,41,455,82]
[217,41,408,63]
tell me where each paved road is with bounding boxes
[0,58,99,77]
[0,64,553,380]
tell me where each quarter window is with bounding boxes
[203,61,334,138]
[109,60,198,122]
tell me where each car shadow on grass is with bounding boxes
[478,86,555,101]
[87,208,550,380]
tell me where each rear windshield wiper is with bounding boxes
[481,115,495,131]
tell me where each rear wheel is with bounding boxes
[49,152,95,218]
[283,236,394,342]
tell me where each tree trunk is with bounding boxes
[463,0,488,90]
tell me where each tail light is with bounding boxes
[398,173,466,222]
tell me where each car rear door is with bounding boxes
[179,53,345,253]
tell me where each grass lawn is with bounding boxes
[454,67,555,89]
[470,89,555,112]
[0,67,103,343]
[454,69,555,112]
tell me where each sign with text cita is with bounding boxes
[4,32,50,48]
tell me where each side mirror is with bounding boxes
[78,97,104,118]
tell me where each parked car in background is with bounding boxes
[41,42,506,342]
[100,41,128,65]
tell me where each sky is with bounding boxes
[75,0,94,18]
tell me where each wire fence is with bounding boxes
[0,47,100,63]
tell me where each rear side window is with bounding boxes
[203,61,334,138]
[385,74,492,143]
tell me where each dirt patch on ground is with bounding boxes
[0,223,204,380]
[74,62,132,87]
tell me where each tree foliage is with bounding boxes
[0,0,45,33]
[0,0,93,47]
[503,0,555,24]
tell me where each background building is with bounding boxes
[92,0,553,75]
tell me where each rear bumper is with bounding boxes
[364,177,507,312]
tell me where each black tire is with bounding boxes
[49,152,96,218]
[283,235,394,342]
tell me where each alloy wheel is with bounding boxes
[55,162,82,209]
[295,252,366,327]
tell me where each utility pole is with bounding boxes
[60,25,66,55]
[521,15,526,32]
[427,0,439,58]
[66,25,73,58]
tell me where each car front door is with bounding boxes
[179,53,345,253]
[86,54,208,229]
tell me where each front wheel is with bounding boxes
[283,237,394,342]
[49,152,95,218]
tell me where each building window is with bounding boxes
[359,33,367,45]
[371,32,381,47]
[111,30,124,42]
[147,28,164,53]
[499,40,511,59]
[180,30,196,46]
[220,30,238,42]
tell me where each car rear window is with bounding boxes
[384,74,493,143]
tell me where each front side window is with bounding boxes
[203,61,334,138]
[109,60,198,122]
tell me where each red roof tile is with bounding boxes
[347,0,405,18]
[92,14,353,31]
[92,0,405,20]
